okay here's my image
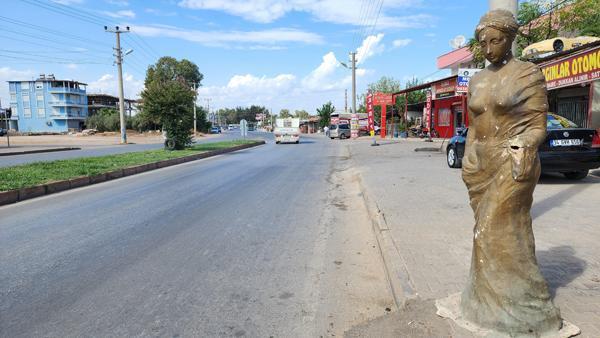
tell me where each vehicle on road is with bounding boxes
[210,127,221,134]
[274,118,300,144]
[329,124,351,139]
[446,114,600,179]
[0,128,6,136]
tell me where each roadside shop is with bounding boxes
[392,75,468,139]
[536,42,600,132]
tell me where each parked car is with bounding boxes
[0,128,6,136]
[329,124,351,139]
[210,127,221,134]
[446,114,600,180]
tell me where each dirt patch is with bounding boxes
[344,298,455,337]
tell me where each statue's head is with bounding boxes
[475,9,518,65]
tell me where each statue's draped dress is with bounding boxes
[460,58,562,334]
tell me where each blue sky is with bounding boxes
[1,0,489,113]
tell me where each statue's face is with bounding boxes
[479,27,512,65]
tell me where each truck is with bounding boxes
[274,118,300,144]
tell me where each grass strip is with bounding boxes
[0,139,257,191]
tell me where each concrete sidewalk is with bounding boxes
[345,139,600,336]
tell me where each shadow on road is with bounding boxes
[537,246,587,299]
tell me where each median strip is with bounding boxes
[0,140,265,206]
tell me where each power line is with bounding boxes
[19,0,105,26]
[358,0,384,64]
[0,14,110,47]
[0,24,108,54]
[352,0,369,49]
[0,53,109,64]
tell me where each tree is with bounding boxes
[294,109,310,119]
[85,108,120,132]
[195,105,212,133]
[559,0,600,37]
[279,109,291,118]
[140,57,203,149]
[468,0,599,63]
[317,102,335,128]
[366,76,403,126]
[367,76,402,94]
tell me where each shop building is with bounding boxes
[535,41,600,132]
[390,41,600,139]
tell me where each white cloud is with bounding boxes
[102,10,136,18]
[356,33,385,65]
[302,52,346,91]
[392,38,412,48]
[133,24,323,48]
[177,0,429,28]
[198,50,371,113]
[145,8,177,16]
[0,67,35,106]
[87,73,144,99]
[106,0,129,6]
[65,63,79,70]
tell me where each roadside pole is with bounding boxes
[4,107,10,148]
[350,51,358,139]
[105,26,130,144]
[192,83,197,137]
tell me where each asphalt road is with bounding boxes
[0,130,258,168]
[0,133,392,337]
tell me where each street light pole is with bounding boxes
[192,83,197,137]
[105,25,130,144]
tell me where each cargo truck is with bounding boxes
[274,118,300,144]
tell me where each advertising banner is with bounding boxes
[367,93,374,136]
[373,92,394,106]
[351,113,359,138]
[433,79,456,99]
[424,90,432,129]
[456,68,482,93]
[540,45,600,90]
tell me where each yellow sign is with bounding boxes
[540,46,600,89]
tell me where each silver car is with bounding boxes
[329,124,350,139]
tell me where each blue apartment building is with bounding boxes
[8,74,88,133]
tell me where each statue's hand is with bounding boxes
[508,138,537,182]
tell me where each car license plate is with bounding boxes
[551,139,583,146]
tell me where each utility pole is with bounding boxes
[204,98,212,124]
[351,52,356,115]
[345,89,348,112]
[192,83,197,137]
[105,25,130,144]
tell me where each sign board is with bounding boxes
[433,79,456,99]
[424,90,432,129]
[366,93,375,136]
[373,92,394,106]
[456,68,482,93]
[351,113,359,138]
[540,45,600,90]
[240,119,248,138]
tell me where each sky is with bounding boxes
[1,0,490,114]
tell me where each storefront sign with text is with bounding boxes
[540,45,600,89]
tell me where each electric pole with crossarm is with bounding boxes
[105,25,131,144]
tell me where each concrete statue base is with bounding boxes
[435,293,580,338]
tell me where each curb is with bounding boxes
[0,141,265,207]
[348,147,418,310]
[0,147,80,156]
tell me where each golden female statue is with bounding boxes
[460,9,564,335]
